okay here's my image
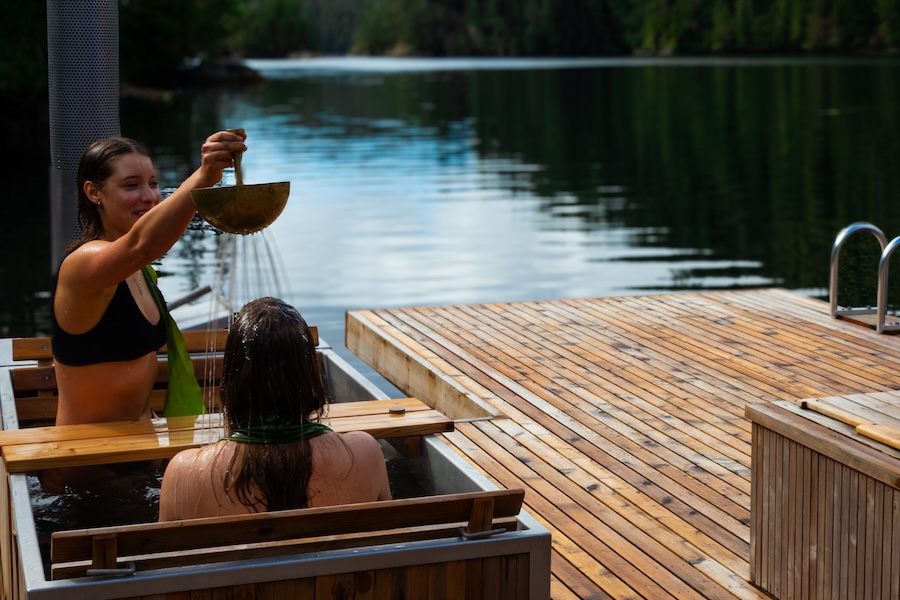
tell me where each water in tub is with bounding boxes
[29,447,428,579]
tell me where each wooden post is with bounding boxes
[467,497,495,534]
[91,533,117,571]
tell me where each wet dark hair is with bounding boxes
[220,297,330,511]
[70,137,152,249]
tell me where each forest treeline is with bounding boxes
[4,0,900,90]
[351,0,900,56]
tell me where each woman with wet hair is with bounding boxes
[52,130,247,427]
[158,297,391,520]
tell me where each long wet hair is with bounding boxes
[220,297,330,511]
[70,137,152,250]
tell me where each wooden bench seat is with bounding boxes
[2,329,454,470]
[50,488,526,580]
[10,329,240,365]
[0,397,453,472]
[8,329,285,422]
[10,357,226,422]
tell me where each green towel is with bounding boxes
[142,265,205,417]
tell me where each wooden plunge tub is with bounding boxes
[747,399,900,600]
[0,332,551,600]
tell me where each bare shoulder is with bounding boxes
[159,448,201,521]
[313,431,379,463]
[58,240,105,274]
[55,240,117,301]
[342,431,386,460]
[162,447,201,478]
[338,430,381,449]
[59,238,144,295]
[159,443,233,521]
[310,431,391,502]
[165,442,226,477]
[170,446,202,464]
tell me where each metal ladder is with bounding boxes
[830,221,900,333]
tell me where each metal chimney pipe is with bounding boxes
[47,0,120,270]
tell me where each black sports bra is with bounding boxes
[52,278,167,366]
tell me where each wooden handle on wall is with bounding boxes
[855,422,900,452]
[798,399,867,427]
[799,399,900,451]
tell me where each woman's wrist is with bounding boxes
[189,167,223,191]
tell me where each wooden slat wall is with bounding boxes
[345,289,900,599]
[0,456,24,600]
[50,489,523,566]
[93,555,528,600]
[752,422,900,599]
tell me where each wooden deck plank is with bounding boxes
[413,302,755,497]
[485,417,751,591]
[525,302,760,439]
[637,294,898,392]
[465,302,752,456]
[695,296,896,387]
[346,289,900,599]
[575,297,828,399]
[712,291,900,378]
[414,304,752,489]
[548,298,795,409]
[513,414,748,560]
[344,308,502,419]
[378,307,752,522]
[629,296,888,396]
[549,559,616,600]
[443,425,673,599]
[446,420,754,600]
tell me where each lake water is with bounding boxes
[7,56,900,390]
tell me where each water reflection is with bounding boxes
[7,58,900,357]
[156,61,880,381]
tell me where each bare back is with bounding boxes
[158,431,392,521]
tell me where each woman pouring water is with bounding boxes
[51,129,247,427]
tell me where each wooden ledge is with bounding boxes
[0,398,453,473]
[746,401,900,490]
[10,329,317,363]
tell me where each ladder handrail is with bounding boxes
[877,236,900,333]
[829,222,888,317]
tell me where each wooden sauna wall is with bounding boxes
[0,459,25,600]
[751,423,900,600]
[111,553,532,600]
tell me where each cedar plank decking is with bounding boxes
[346,289,900,600]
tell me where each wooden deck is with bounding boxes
[345,288,900,600]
